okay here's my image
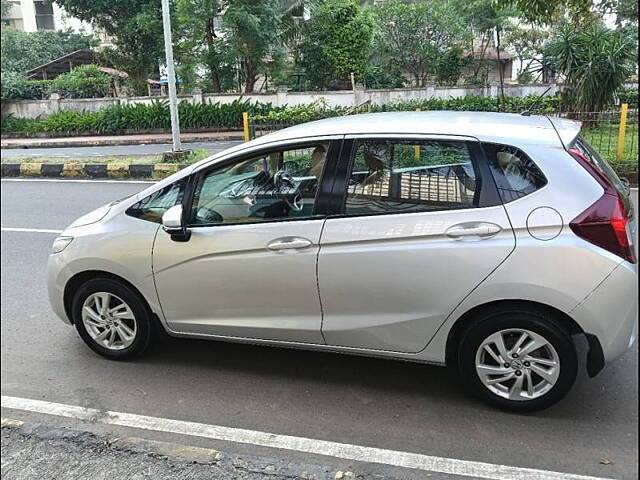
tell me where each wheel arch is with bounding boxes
[444,299,585,366]
[64,270,157,327]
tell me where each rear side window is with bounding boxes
[484,143,547,203]
[126,179,186,223]
[343,139,480,216]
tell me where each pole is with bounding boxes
[242,112,250,142]
[414,108,421,161]
[616,103,629,161]
[161,0,181,152]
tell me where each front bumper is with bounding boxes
[571,261,638,365]
[47,252,74,325]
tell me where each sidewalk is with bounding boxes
[1,131,245,149]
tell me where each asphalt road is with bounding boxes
[0,141,242,159]
[1,179,638,480]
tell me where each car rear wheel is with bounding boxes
[458,307,578,412]
[72,278,152,359]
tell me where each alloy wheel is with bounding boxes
[81,292,137,351]
[475,328,560,401]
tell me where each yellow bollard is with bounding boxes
[414,108,421,162]
[616,103,628,161]
[242,112,250,142]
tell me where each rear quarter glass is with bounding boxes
[570,136,631,210]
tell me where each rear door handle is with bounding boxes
[267,237,313,252]
[445,222,502,240]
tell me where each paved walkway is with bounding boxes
[1,131,245,149]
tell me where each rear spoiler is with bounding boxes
[546,116,582,149]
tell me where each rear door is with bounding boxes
[317,134,515,353]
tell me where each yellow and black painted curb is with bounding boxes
[1,163,185,179]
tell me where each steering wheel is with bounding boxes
[273,170,304,213]
[195,207,223,223]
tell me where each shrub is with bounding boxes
[49,65,112,99]
[1,72,51,100]
[0,113,40,133]
[0,98,275,134]
[617,87,638,107]
[0,92,632,136]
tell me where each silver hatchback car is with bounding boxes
[48,112,638,411]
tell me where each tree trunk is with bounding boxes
[244,60,257,93]
[212,73,221,93]
[205,19,222,93]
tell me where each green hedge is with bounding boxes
[2,91,637,136]
[253,94,566,124]
[618,87,638,107]
[1,72,51,100]
[1,99,275,134]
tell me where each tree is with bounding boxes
[454,0,513,86]
[222,0,282,93]
[502,21,550,83]
[297,0,374,90]
[1,0,12,18]
[54,0,164,95]
[496,0,594,24]
[545,20,635,112]
[373,0,468,88]
[176,0,235,93]
[0,28,97,74]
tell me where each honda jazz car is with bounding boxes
[47,111,638,411]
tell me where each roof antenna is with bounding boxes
[521,86,553,116]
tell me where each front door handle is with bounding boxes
[445,222,502,240]
[267,237,313,252]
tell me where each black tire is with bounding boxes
[72,278,152,359]
[458,305,578,412]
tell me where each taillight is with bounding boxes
[569,192,636,263]
[568,148,636,263]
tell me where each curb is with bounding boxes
[1,417,362,479]
[1,163,185,179]
[1,417,219,464]
[1,134,244,149]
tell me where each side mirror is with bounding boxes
[162,204,190,242]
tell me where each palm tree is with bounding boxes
[545,20,635,115]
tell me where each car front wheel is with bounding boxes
[72,278,152,359]
[458,307,578,412]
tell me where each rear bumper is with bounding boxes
[571,261,638,366]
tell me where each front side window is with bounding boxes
[484,143,546,203]
[190,144,328,225]
[343,139,479,216]
[126,179,186,223]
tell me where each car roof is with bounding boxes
[251,111,579,148]
[180,111,581,181]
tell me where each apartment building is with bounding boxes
[2,0,91,33]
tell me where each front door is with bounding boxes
[318,135,515,353]
[153,139,339,343]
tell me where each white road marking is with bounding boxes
[1,395,611,480]
[1,227,62,234]
[1,178,155,184]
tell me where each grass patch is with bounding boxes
[582,122,638,165]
